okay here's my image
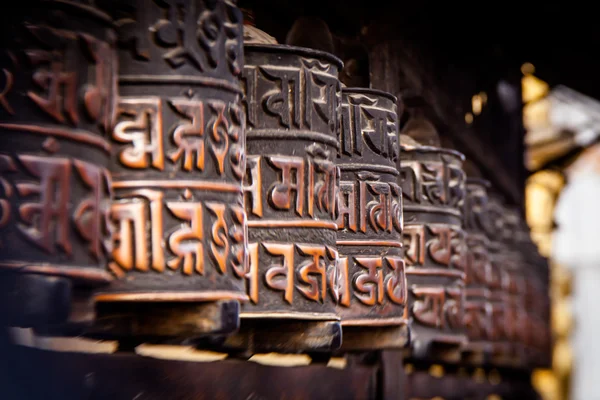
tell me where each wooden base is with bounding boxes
[338,324,409,352]
[462,341,493,366]
[220,318,342,353]
[84,300,240,342]
[0,271,96,332]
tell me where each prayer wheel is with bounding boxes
[0,0,117,330]
[461,178,493,364]
[502,208,529,367]
[518,225,551,368]
[226,44,343,353]
[400,135,468,362]
[93,0,249,339]
[335,87,407,350]
[485,195,513,365]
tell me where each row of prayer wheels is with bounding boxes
[0,0,550,376]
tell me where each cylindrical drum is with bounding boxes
[502,208,529,367]
[533,253,552,368]
[400,136,467,362]
[229,44,342,353]
[462,178,493,363]
[0,1,116,329]
[516,222,550,368]
[94,0,248,339]
[485,195,513,365]
[335,88,407,350]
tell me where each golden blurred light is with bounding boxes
[522,74,549,104]
[474,368,486,383]
[472,94,483,115]
[553,339,573,378]
[465,112,473,124]
[429,364,444,378]
[522,62,536,75]
[533,370,560,400]
[552,297,573,338]
[525,170,565,257]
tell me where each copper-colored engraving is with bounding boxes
[400,137,468,362]
[461,178,494,363]
[499,206,543,368]
[93,0,248,338]
[335,88,407,350]
[0,2,117,329]
[229,44,343,352]
[485,195,519,366]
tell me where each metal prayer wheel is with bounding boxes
[227,44,342,353]
[461,178,493,364]
[515,221,544,367]
[485,195,513,365]
[534,254,552,367]
[400,136,468,362]
[0,1,116,330]
[517,225,551,368]
[502,208,529,367]
[93,0,249,339]
[335,88,407,350]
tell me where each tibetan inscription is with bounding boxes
[241,44,342,321]
[462,179,493,356]
[400,139,467,360]
[485,196,515,364]
[99,0,248,303]
[0,2,116,287]
[335,88,406,332]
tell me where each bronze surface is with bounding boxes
[336,87,407,350]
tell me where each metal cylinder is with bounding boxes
[229,44,343,353]
[335,88,407,350]
[516,219,550,368]
[400,137,467,362]
[0,1,117,330]
[461,178,493,364]
[485,195,514,365]
[502,208,529,367]
[94,0,249,339]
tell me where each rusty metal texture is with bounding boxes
[461,178,494,364]
[335,87,407,351]
[94,0,248,337]
[0,1,117,329]
[400,137,468,362]
[230,44,343,352]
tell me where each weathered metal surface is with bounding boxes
[336,87,407,350]
[515,219,552,368]
[501,208,528,367]
[95,0,248,337]
[230,44,343,352]
[0,1,117,329]
[484,195,514,366]
[462,178,493,364]
[400,136,468,362]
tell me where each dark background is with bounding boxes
[243,0,600,207]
